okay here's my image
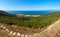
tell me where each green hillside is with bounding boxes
[0,10,60,34]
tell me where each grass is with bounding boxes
[2,23,47,34]
[0,29,9,37]
[32,19,60,37]
[0,11,60,36]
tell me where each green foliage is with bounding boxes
[0,10,60,29]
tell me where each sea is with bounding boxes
[6,10,54,15]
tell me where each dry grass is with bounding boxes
[32,19,60,37]
[0,29,21,37]
[1,23,47,34]
[0,19,60,37]
[0,29,9,37]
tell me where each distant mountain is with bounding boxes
[0,10,16,17]
[0,10,10,16]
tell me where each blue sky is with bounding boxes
[0,0,60,10]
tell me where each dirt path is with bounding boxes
[32,19,60,37]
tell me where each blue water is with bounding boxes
[6,10,54,15]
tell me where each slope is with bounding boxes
[32,19,60,37]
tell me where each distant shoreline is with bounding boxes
[5,10,54,15]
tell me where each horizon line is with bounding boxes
[1,9,60,11]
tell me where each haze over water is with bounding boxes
[6,10,53,15]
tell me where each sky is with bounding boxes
[0,0,60,10]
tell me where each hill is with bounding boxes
[32,19,60,37]
[0,10,60,34]
[0,10,9,16]
[0,10,16,17]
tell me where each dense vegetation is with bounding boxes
[0,10,60,34]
